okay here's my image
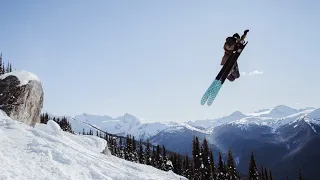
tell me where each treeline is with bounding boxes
[81,127,184,173]
[40,112,74,133]
[0,53,13,74]
[39,112,304,179]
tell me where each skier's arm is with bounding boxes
[240,29,249,41]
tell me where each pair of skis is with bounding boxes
[201,32,249,106]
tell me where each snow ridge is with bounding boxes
[223,106,319,131]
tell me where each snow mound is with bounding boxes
[0,111,186,180]
[0,70,40,86]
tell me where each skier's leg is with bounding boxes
[220,51,231,65]
[227,74,235,81]
[232,62,240,79]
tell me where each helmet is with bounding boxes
[232,33,240,39]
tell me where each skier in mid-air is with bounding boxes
[220,29,249,81]
[201,29,249,106]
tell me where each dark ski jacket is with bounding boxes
[224,37,237,52]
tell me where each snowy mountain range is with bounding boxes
[52,104,320,180]
[63,105,320,139]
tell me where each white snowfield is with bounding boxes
[0,70,41,86]
[0,110,186,180]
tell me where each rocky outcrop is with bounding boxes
[0,70,43,126]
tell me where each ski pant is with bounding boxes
[220,51,240,81]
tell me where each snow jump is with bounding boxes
[201,29,249,106]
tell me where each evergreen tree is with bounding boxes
[192,136,201,177]
[145,139,151,165]
[6,61,9,73]
[154,145,161,168]
[190,161,195,179]
[161,145,168,171]
[209,150,217,179]
[199,146,205,180]
[201,137,212,180]
[125,135,132,160]
[248,152,259,180]
[182,153,190,179]
[138,139,144,164]
[217,152,226,179]
[131,136,138,162]
[170,153,176,173]
[59,117,73,133]
[0,53,2,75]
[176,154,182,175]
[118,137,125,158]
[2,62,5,74]
[226,148,238,179]
[151,146,156,166]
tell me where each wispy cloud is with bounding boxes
[241,70,264,76]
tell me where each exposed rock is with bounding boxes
[0,70,43,126]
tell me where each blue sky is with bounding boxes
[1,0,320,122]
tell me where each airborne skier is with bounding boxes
[220,29,249,81]
[200,29,249,106]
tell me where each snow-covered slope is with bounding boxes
[0,110,186,180]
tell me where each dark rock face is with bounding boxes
[0,72,43,126]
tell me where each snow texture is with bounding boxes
[0,70,40,86]
[0,111,186,180]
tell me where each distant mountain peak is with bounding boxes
[230,111,246,117]
[267,105,299,118]
[121,113,141,124]
[273,105,296,110]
